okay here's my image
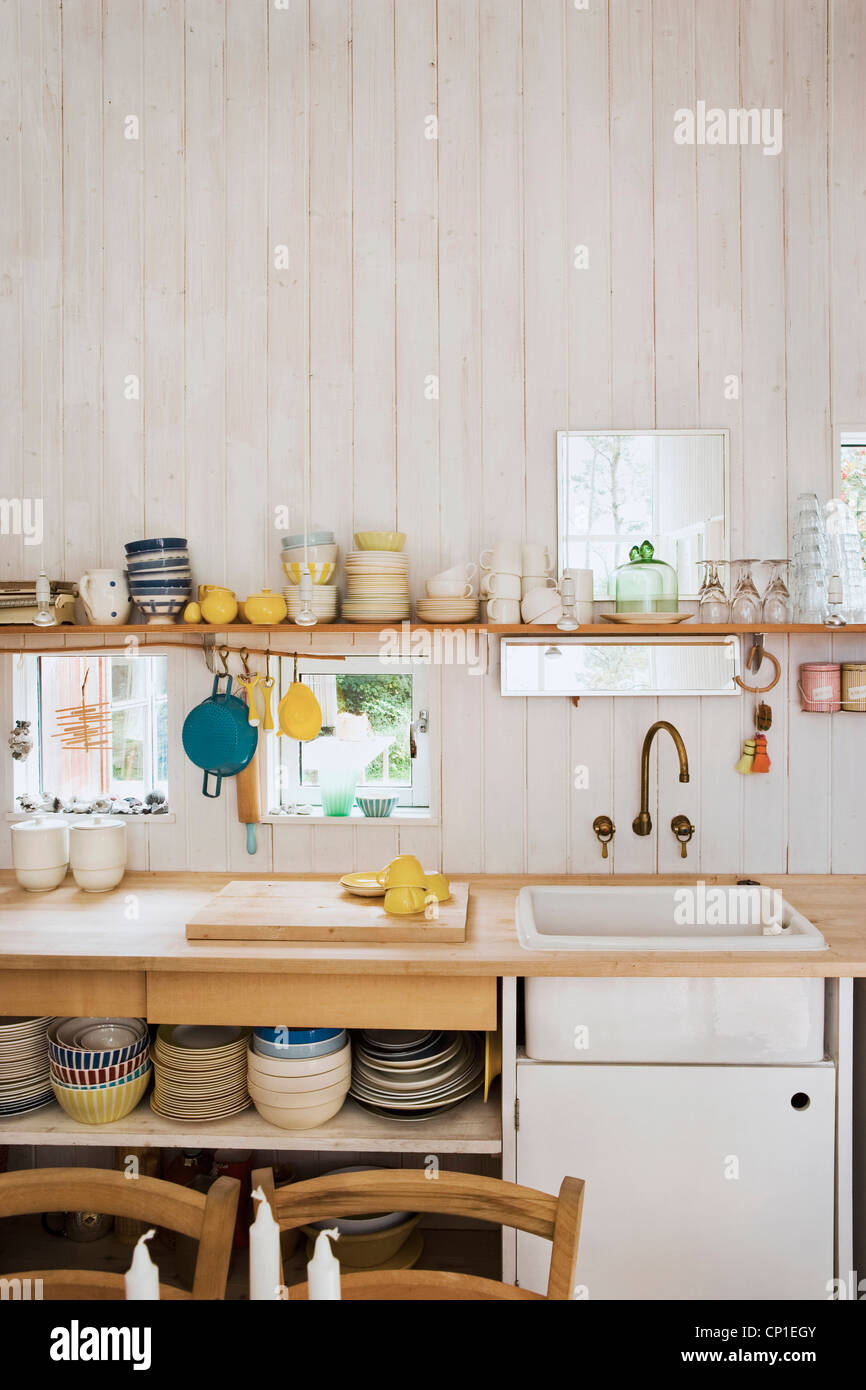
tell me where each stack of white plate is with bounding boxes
[349,1030,484,1120]
[343,552,410,622]
[0,1016,53,1115]
[151,1024,251,1121]
[281,585,339,624]
[415,597,480,624]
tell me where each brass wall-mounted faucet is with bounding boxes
[632,721,693,852]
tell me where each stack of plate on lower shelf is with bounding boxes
[349,1029,484,1120]
[0,1016,54,1116]
[414,597,480,624]
[343,551,410,622]
[151,1024,251,1121]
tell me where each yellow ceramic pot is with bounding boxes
[384,886,435,916]
[281,559,336,586]
[377,854,427,890]
[198,585,239,625]
[183,600,203,624]
[423,872,451,902]
[244,588,288,624]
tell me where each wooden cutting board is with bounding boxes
[185,878,470,944]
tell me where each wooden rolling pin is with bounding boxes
[235,753,260,855]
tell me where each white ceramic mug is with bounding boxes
[426,578,473,598]
[480,542,522,576]
[521,575,557,599]
[486,596,521,623]
[521,586,562,623]
[482,572,521,600]
[79,569,132,626]
[432,562,476,586]
[563,568,595,602]
[522,544,552,576]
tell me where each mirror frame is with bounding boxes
[556,427,731,598]
[499,635,741,698]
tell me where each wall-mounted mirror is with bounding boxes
[500,636,740,697]
[556,429,729,599]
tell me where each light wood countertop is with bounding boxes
[0,871,865,977]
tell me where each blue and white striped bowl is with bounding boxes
[356,795,399,818]
[48,1031,149,1072]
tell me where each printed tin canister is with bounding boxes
[799,662,841,713]
[841,662,866,712]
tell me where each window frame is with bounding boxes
[269,656,431,812]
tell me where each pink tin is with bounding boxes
[798,662,841,713]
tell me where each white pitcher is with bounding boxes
[79,569,132,625]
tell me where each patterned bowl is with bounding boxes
[356,796,399,819]
[50,1063,152,1124]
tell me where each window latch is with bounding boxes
[415,709,429,734]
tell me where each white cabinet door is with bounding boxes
[516,1062,835,1300]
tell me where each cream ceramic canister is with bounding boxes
[79,569,132,626]
[12,816,70,892]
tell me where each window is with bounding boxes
[15,653,168,807]
[840,431,866,558]
[272,657,430,812]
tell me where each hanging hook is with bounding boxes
[217,645,231,676]
[239,647,252,679]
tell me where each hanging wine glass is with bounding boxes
[730,559,762,624]
[761,560,792,624]
[699,561,730,623]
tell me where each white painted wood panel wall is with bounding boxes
[0,0,864,876]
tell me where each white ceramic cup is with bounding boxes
[432,562,476,586]
[480,542,522,576]
[486,596,521,623]
[426,578,473,598]
[522,544,552,576]
[482,572,521,600]
[521,575,557,599]
[79,569,133,626]
[563,568,595,602]
[69,817,128,871]
[521,587,562,623]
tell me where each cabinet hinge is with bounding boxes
[514,1098,520,1131]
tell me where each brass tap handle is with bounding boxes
[592,815,615,860]
[671,814,695,859]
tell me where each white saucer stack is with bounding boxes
[343,551,410,622]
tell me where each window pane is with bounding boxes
[298,672,413,788]
[112,707,145,792]
[841,442,866,557]
[110,658,147,704]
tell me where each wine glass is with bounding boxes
[761,561,792,624]
[699,562,730,623]
[730,559,762,624]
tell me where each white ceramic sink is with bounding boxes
[516,883,827,952]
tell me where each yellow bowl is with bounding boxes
[384,886,432,916]
[282,559,336,586]
[353,532,406,552]
[377,854,427,889]
[423,872,451,902]
[302,1214,421,1269]
[50,1066,151,1125]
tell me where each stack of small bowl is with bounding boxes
[281,529,339,623]
[151,1025,251,1121]
[126,537,191,624]
[0,1016,54,1116]
[48,1017,151,1125]
[344,533,409,622]
[248,1028,350,1131]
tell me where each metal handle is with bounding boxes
[592,814,615,860]
[671,814,695,858]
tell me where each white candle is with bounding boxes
[307,1228,341,1301]
[249,1186,282,1301]
[124,1229,160,1301]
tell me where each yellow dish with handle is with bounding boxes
[377,854,427,890]
[244,588,288,624]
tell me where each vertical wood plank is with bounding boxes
[482,646,525,873]
[0,0,22,585]
[441,660,484,871]
[525,698,569,874]
[567,697,614,875]
[611,697,657,873]
[656,695,702,872]
[788,634,832,871]
[830,0,866,422]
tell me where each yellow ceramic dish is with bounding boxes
[353,532,406,552]
[377,854,427,890]
[282,559,336,586]
[340,872,387,898]
[198,585,239,624]
[423,872,451,902]
[50,1065,152,1125]
[302,1214,421,1269]
[384,886,436,916]
[244,588,288,624]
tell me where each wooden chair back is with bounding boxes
[252,1166,584,1301]
[0,1166,240,1300]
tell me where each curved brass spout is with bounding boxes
[632,720,690,836]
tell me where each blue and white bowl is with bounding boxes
[356,795,399,819]
[129,577,191,593]
[133,596,188,623]
[125,537,188,554]
[48,1030,149,1072]
[127,556,191,574]
[255,1027,343,1045]
[253,1029,347,1061]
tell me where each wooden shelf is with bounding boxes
[2,621,866,638]
[0,1091,501,1154]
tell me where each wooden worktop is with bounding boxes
[1,871,865,978]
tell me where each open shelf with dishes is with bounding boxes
[2,622,866,638]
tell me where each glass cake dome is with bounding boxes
[614,540,679,614]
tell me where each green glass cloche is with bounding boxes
[613,540,679,614]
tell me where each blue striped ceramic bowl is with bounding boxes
[48,1030,149,1072]
[356,795,399,818]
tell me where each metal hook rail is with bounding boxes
[201,635,345,675]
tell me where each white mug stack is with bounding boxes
[562,568,595,624]
[480,542,563,624]
[11,816,70,892]
[69,817,127,893]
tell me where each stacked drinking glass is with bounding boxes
[790,493,830,622]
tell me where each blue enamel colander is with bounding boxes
[182,675,258,798]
